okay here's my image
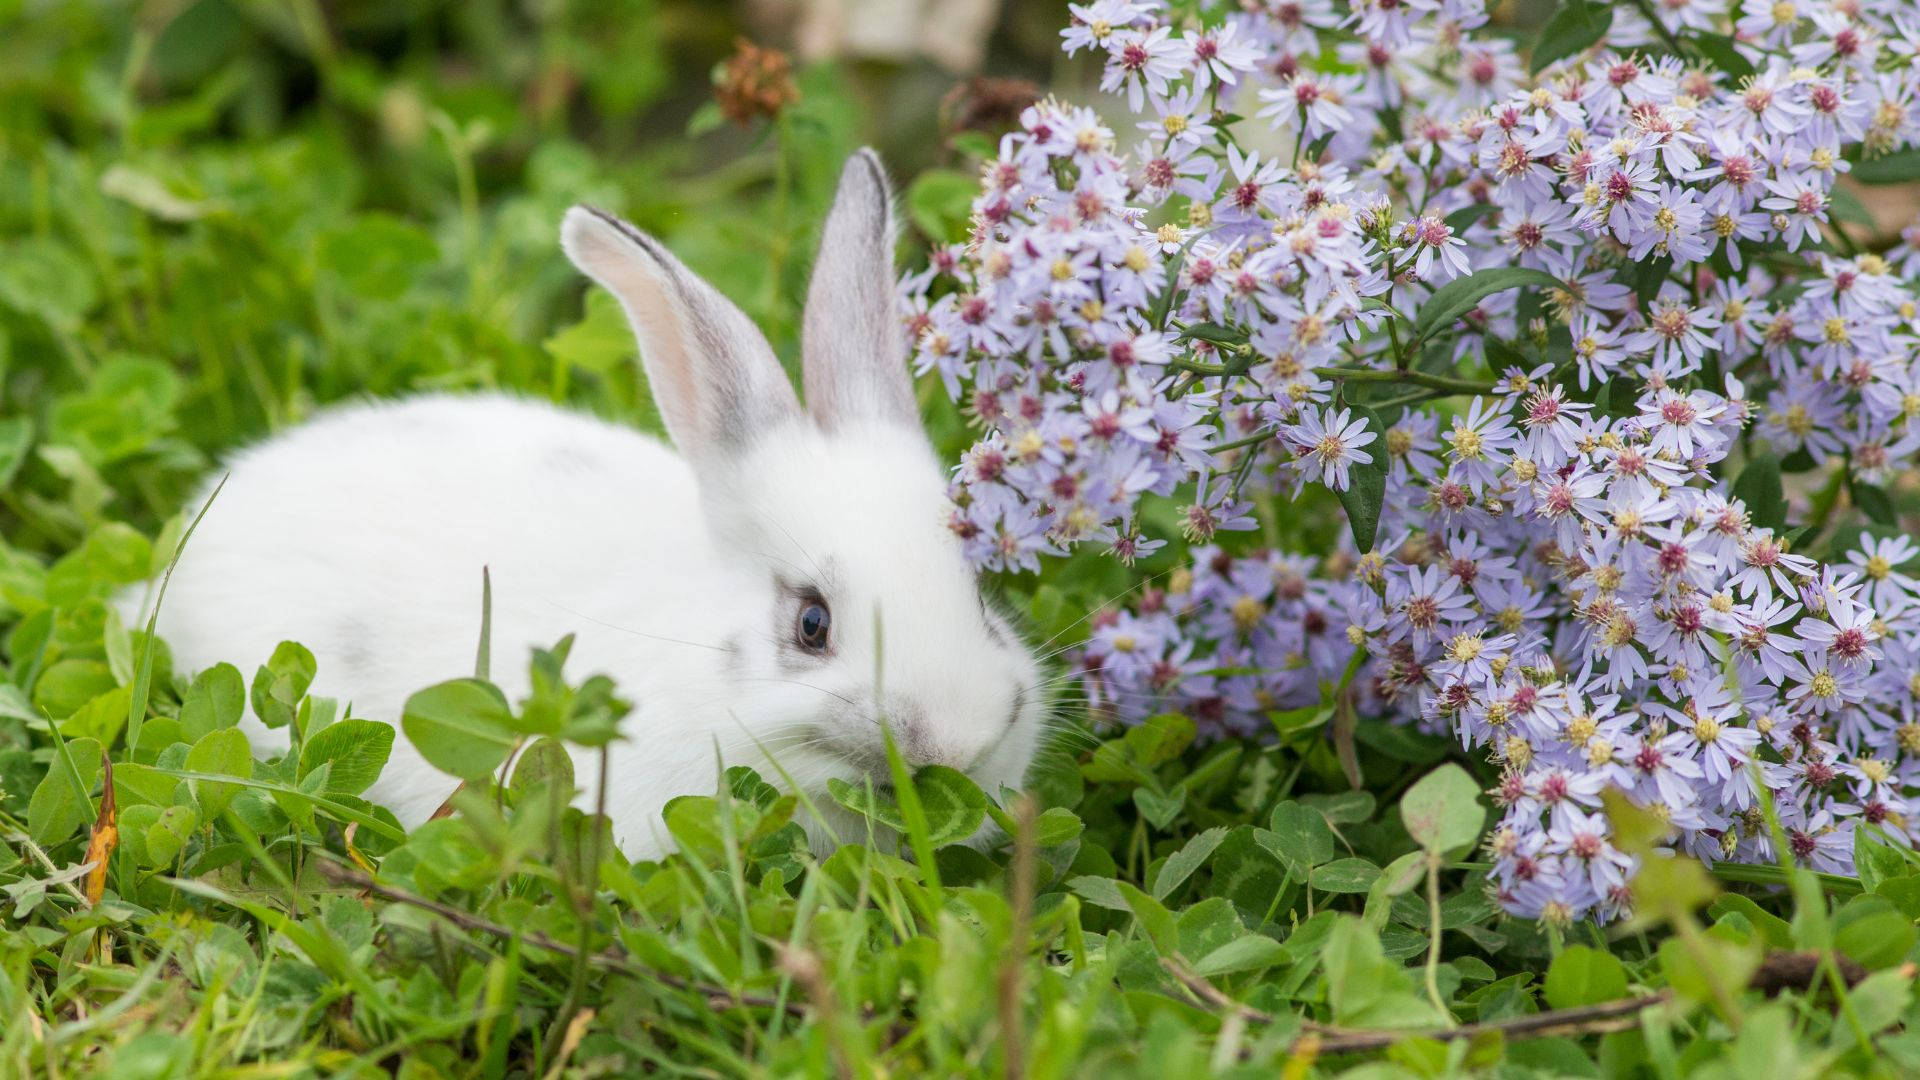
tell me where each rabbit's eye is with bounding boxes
[795,600,832,652]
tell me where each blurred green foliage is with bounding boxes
[0,0,927,561]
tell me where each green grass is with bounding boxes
[5,3,1920,1077]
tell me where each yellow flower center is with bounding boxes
[1447,633,1485,663]
[1505,736,1532,768]
[1586,737,1614,767]
[1898,723,1920,754]
[1231,595,1264,630]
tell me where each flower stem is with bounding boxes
[1206,427,1280,454]
[1627,0,1691,58]
[1315,365,1494,395]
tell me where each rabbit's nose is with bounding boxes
[880,696,990,772]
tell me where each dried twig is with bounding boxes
[1304,992,1672,1055]
[999,796,1039,1080]
[1162,956,1674,1054]
[313,856,798,1016]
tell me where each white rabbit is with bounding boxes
[142,150,1044,857]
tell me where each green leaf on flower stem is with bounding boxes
[251,641,316,731]
[1689,32,1755,81]
[1399,763,1485,856]
[1530,0,1613,74]
[1852,477,1897,526]
[904,168,977,244]
[1193,934,1287,977]
[1178,321,1247,348]
[400,678,517,781]
[1134,786,1186,830]
[1828,185,1876,228]
[1853,148,1920,186]
[1149,244,1187,329]
[1322,915,1446,1028]
[298,718,394,796]
[1853,827,1912,894]
[1732,448,1787,532]
[1152,826,1229,900]
[1125,713,1195,766]
[509,736,576,805]
[1414,267,1563,340]
[26,737,102,844]
[180,662,245,742]
[1658,934,1761,1012]
[1117,881,1179,954]
[908,766,989,846]
[1334,405,1390,553]
[143,804,198,867]
[1543,944,1628,1008]
[1834,896,1917,970]
[1262,801,1336,875]
[828,766,987,847]
[1310,857,1382,893]
[1629,256,1673,309]
[1443,204,1496,234]
[185,727,253,819]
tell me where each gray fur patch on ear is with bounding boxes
[801,149,918,434]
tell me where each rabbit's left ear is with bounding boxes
[802,149,917,432]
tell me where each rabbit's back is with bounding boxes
[148,393,725,825]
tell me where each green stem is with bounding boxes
[1315,365,1495,395]
[1423,853,1453,1024]
[1207,427,1280,454]
[1627,0,1690,58]
[1802,463,1849,548]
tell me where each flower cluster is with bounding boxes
[907,0,1920,922]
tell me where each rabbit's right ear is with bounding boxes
[561,206,798,465]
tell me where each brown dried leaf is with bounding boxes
[82,753,118,906]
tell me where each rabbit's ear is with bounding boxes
[561,206,798,464]
[801,149,917,433]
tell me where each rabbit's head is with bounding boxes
[560,151,1043,829]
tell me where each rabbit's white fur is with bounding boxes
[143,150,1043,857]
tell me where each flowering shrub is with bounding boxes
[908,0,1920,923]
